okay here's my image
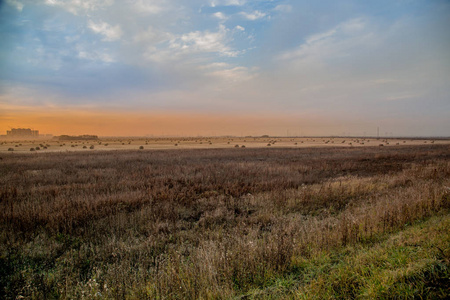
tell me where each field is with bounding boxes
[1,136,449,153]
[1,144,449,299]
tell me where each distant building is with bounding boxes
[7,128,39,137]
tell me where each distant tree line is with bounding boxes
[57,135,99,141]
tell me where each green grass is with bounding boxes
[241,214,450,299]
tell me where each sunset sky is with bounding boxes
[1,0,449,136]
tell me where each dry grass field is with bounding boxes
[1,136,449,153]
[1,144,449,299]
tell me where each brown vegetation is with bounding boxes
[0,145,449,298]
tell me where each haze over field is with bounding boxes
[1,0,449,136]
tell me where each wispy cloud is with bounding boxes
[88,20,123,41]
[5,0,24,11]
[385,94,419,101]
[77,46,115,63]
[130,0,165,14]
[133,26,173,44]
[274,4,292,13]
[210,0,246,7]
[213,12,228,21]
[143,25,241,63]
[208,66,255,83]
[179,25,232,54]
[199,62,256,84]
[240,10,266,20]
[45,0,113,15]
[278,18,369,63]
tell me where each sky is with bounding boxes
[0,0,449,137]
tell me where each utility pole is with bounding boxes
[377,127,379,139]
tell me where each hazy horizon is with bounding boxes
[1,0,449,137]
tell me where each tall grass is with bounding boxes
[0,145,449,298]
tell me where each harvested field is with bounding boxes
[1,145,449,299]
[1,136,449,153]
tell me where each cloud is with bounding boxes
[179,25,242,56]
[5,0,24,11]
[77,47,115,63]
[208,66,255,83]
[261,13,450,120]
[240,10,266,20]
[133,26,173,44]
[129,0,165,14]
[199,62,255,83]
[213,12,228,21]
[88,20,123,41]
[45,0,113,15]
[304,28,337,44]
[210,0,246,7]
[179,26,229,53]
[278,18,369,63]
[143,25,240,63]
[199,62,232,70]
[274,4,292,13]
[235,25,245,31]
[385,94,419,101]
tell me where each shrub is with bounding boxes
[30,148,35,151]
[8,148,13,151]
[90,145,95,149]
[139,146,144,150]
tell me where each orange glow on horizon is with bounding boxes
[0,108,345,137]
